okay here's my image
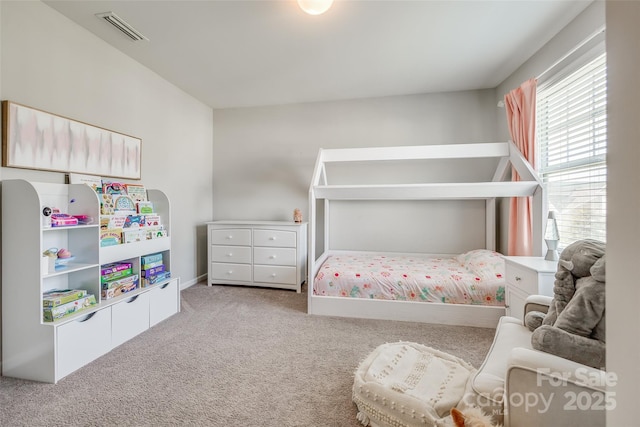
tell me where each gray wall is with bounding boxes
[212,90,498,254]
[0,1,214,288]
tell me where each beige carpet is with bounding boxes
[0,283,496,426]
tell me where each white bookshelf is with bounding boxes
[1,179,180,383]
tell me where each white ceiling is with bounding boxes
[44,0,593,110]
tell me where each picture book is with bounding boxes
[125,184,148,202]
[67,173,103,193]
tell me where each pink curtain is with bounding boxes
[505,78,537,256]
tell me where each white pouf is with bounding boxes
[352,342,478,427]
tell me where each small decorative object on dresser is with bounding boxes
[207,220,307,292]
[293,208,302,223]
[503,256,557,321]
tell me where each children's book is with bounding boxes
[68,173,102,193]
[125,184,148,202]
[102,180,127,195]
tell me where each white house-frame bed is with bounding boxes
[308,141,545,328]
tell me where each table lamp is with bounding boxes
[544,211,560,261]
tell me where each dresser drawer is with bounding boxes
[505,262,539,295]
[210,228,252,246]
[253,229,296,248]
[211,245,252,264]
[253,247,296,266]
[253,265,297,285]
[211,262,252,282]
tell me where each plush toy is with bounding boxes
[451,407,501,427]
[525,240,606,369]
[525,239,605,330]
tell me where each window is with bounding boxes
[536,52,607,249]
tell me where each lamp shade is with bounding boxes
[297,0,334,15]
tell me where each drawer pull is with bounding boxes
[271,273,277,278]
[226,235,233,240]
[126,295,139,304]
[78,312,97,323]
[269,236,276,241]
[515,276,522,282]
[227,253,233,257]
[270,255,277,259]
[160,282,171,289]
[227,270,233,275]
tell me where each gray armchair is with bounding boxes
[469,295,608,426]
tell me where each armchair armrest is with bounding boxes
[524,295,553,316]
[508,347,607,392]
[504,347,609,427]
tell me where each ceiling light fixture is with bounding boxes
[297,0,334,16]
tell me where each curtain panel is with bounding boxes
[505,78,537,256]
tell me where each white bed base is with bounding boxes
[308,142,545,328]
[310,294,504,328]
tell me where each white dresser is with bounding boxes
[503,256,557,321]
[207,221,307,292]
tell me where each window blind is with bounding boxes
[536,53,607,249]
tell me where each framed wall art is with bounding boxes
[2,101,142,179]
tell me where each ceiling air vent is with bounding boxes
[95,12,149,42]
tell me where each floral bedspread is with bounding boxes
[312,250,506,306]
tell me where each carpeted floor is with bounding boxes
[0,283,496,426]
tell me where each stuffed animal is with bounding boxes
[525,240,606,369]
[450,407,501,427]
[525,239,605,330]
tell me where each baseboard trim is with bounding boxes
[179,274,207,290]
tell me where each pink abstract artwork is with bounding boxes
[2,101,141,179]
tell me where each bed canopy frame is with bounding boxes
[307,141,546,327]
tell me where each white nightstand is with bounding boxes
[503,256,557,321]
